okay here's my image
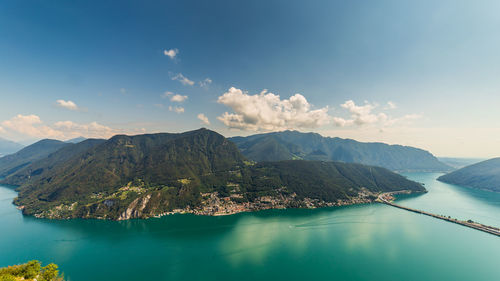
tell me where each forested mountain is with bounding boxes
[0,139,69,178]
[230,131,451,172]
[0,137,23,157]
[5,129,424,220]
[2,139,106,186]
[438,157,500,192]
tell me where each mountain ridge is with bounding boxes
[2,128,425,220]
[438,157,500,192]
[230,130,452,172]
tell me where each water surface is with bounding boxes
[0,173,499,281]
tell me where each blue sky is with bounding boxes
[1,0,500,157]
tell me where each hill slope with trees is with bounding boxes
[438,157,500,192]
[230,131,451,172]
[4,129,424,220]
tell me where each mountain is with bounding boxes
[0,139,70,178]
[65,136,87,143]
[1,138,106,186]
[9,128,424,220]
[0,137,24,158]
[230,131,452,172]
[438,157,500,192]
[438,157,486,169]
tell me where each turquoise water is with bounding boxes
[1,173,499,281]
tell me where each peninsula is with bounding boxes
[1,129,425,220]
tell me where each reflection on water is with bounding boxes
[1,173,500,281]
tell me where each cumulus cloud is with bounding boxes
[386,101,397,109]
[0,114,135,140]
[169,106,185,114]
[332,100,387,127]
[56,99,79,111]
[199,78,212,87]
[197,113,210,125]
[217,87,330,131]
[53,121,118,138]
[332,100,420,127]
[171,73,194,86]
[163,48,178,59]
[1,114,64,139]
[161,91,174,98]
[170,94,188,103]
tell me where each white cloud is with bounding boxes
[199,78,212,87]
[171,73,194,86]
[56,99,79,111]
[0,126,5,134]
[169,106,185,114]
[1,114,64,139]
[332,100,420,127]
[0,114,136,141]
[170,94,188,103]
[161,91,174,98]
[163,48,178,59]
[197,113,210,125]
[53,121,118,139]
[332,100,386,127]
[217,87,330,131]
[386,101,397,109]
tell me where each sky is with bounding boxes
[1,0,500,158]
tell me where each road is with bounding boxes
[377,192,500,237]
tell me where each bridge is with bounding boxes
[376,192,500,237]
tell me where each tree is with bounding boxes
[22,260,41,279]
[41,263,59,281]
[0,274,17,281]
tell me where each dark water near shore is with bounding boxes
[1,173,499,281]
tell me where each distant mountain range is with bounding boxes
[0,139,70,178]
[437,157,486,169]
[0,129,424,220]
[230,131,452,172]
[438,157,500,192]
[65,136,87,144]
[0,137,24,158]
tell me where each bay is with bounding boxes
[0,172,499,281]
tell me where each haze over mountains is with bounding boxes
[0,139,70,178]
[0,137,24,158]
[438,158,500,192]
[230,131,451,172]
[0,129,423,220]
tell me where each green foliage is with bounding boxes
[22,260,41,279]
[438,157,500,192]
[41,263,59,281]
[230,130,452,172]
[0,260,63,281]
[8,129,424,220]
[0,274,16,281]
[0,139,70,178]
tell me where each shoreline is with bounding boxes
[13,189,427,221]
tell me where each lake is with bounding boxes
[1,172,499,281]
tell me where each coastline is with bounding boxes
[13,189,426,221]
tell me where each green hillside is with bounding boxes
[230,131,451,172]
[438,157,500,192]
[1,139,106,186]
[0,139,69,178]
[8,129,424,220]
